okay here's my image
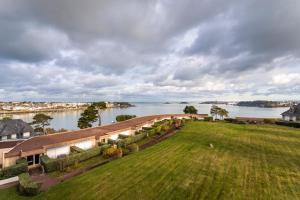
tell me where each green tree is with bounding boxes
[77,105,98,129]
[219,108,229,120]
[183,106,198,114]
[116,115,136,122]
[210,105,229,120]
[210,105,220,119]
[92,102,107,126]
[0,117,12,121]
[32,113,53,134]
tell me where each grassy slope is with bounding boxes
[1,122,299,200]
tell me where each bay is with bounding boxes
[0,103,287,130]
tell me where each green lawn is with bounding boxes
[1,122,300,200]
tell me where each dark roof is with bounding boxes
[281,104,300,117]
[5,114,207,157]
[0,119,34,137]
[0,140,24,149]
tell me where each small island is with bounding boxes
[236,101,293,108]
[179,102,189,104]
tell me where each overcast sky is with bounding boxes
[0,0,299,102]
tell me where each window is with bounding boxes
[34,154,40,164]
[1,136,7,141]
[27,155,34,166]
[101,138,106,143]
[23,132,30,138]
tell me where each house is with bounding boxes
[0,119,34,141]
[281,104,300,121]
[0,114,207,169]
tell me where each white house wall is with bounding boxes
[119,130,133,136]
[46,145,70,159]
[109,134,119,140]
[74,140,94,150]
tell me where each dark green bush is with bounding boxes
[127,143,139,153]
[0,159,28,180]
[204,117,213,121]
[142,127,152,131]
[116,115,136,122]
[118,134,129,139]
[275,121,300,128]
[121,148,130,156]
[16,158,27,165]
[263,119,276,124]
[108,139,116,144]
[18,173,40,196]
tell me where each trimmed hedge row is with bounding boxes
[204,117,213,122]
[116,115,136,122]
[275,121,300,128]
[0,158,28,180]
[41,146,106,172]
[70,146,84,153]
[117,132,147,148]
[18,173,40,196]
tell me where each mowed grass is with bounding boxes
[1,122,300,200]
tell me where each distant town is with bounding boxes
[0,101,134,114]
[199,100,298,108]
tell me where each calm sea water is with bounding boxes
[0,103,287,130]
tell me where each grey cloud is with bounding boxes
[0,0,299,101]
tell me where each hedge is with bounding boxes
[70,146,84,153]
[275,121,300,128]
[103,147,122,158]
[41,146,104,172]
[116,115,136,122]
[118,134,129,139]
[18,173,40,196]
[117,132,147,148]
[204,117,213,121]
[127,143,139,153]
[0,158,28,180]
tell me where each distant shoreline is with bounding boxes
[0,107,87,115]
[0,105,135,115]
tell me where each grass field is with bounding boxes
[1,121,300,200]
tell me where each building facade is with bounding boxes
[281,104,300,121]
[0,119,34,141]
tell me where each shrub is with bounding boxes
[103,147,122,158]
[41,146,103,173]
[108,139,116,144]
[127,143,139,153]
[263,119,276,124]
[70,146,84,153]
[116,115,136,122]
[18,173,40,196]
[275,121,300,128]
[121,148,130,156]
[204,117,213,122]
[117,132,147,148]
[183,106,198,114]
[16,158,27,165]
[118,134,129,139]
[0,159,28,180]
[142,127,152,131]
